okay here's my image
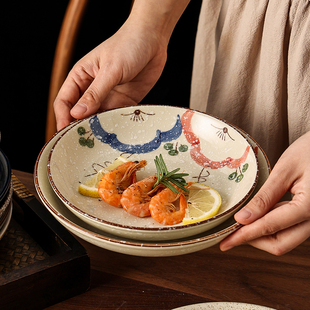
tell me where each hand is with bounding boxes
[220,131,310,255]
[53,0,191,131]
[54,20,168,131]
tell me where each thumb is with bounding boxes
[235,166,291,225]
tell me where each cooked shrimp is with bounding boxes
[98,160,147,207]
[121,175,159,217]
[149,185,187,225]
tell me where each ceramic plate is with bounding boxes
[0,184,13,240]
[35,112,269,257]
[47,106,259,241]
[173,302,275,310]
[0,203,12,241]
[0,182,13,222]
[0,148,11,203]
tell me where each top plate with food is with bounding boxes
[47,105,259,241]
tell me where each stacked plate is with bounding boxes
[35,106,270,257]
[0,148,13,240]
[173,302,275,310]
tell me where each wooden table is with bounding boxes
[13,170,310,310]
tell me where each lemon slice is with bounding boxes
[78,156,129,198]
[105,155,129,171]
[78,169,107,198]
[182,183,222,225]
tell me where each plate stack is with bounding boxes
[35,106,270,257]
[0,148,12,240]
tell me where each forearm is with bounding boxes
[128,0,191,45]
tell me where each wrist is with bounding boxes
[128,0,191,45]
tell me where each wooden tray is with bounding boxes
[0,174,90,310]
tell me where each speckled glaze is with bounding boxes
[35,111,270,257]
[47,106,259,241]
[173,302,275,310]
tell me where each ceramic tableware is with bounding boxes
[35,115,269,257]
[173,302,275,310]
[47,106,259,241]
[0,148,11,204]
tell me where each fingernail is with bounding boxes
[71,103,87,115]
[221,243,234,251]
[236,208,252,222]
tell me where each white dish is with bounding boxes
[47,106,259,241]
[35,114,269,257]
[173,302,275,310]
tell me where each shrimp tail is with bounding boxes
[98,160,147,207]
[121,175,158,217]
[149,185,187,225]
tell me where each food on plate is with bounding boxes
[78,169,107,198]
[98,160,147,207]
[152,154,189,194]
[79,155,222,225]
[104,155,129,170]
[182,183,222,225]
[149,184,187,225]
[78,156,129,198]
[121,175,158,218]
[120,155,189,220]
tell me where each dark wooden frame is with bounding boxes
[0,180,90,310]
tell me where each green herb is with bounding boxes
[153,154,189,193]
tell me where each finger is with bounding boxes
[70,64,122,119]
[234,164,292,225]
[54,97,73,132]
[54,70,93,131]
[248,219,310,255]
[99,89,138,110]
[220,197,307,251]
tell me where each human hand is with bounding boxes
[220,131,310,255]
[54,20,168,131]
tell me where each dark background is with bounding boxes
[1,1,201,173]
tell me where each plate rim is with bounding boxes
[172,301,275,310]
[0,148,11,202]
[0,200,13,241]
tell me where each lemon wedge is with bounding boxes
[78,156,129,198]
[182,183,222,225]
[105,155,128,171]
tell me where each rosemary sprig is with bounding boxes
[153,154,189,193]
